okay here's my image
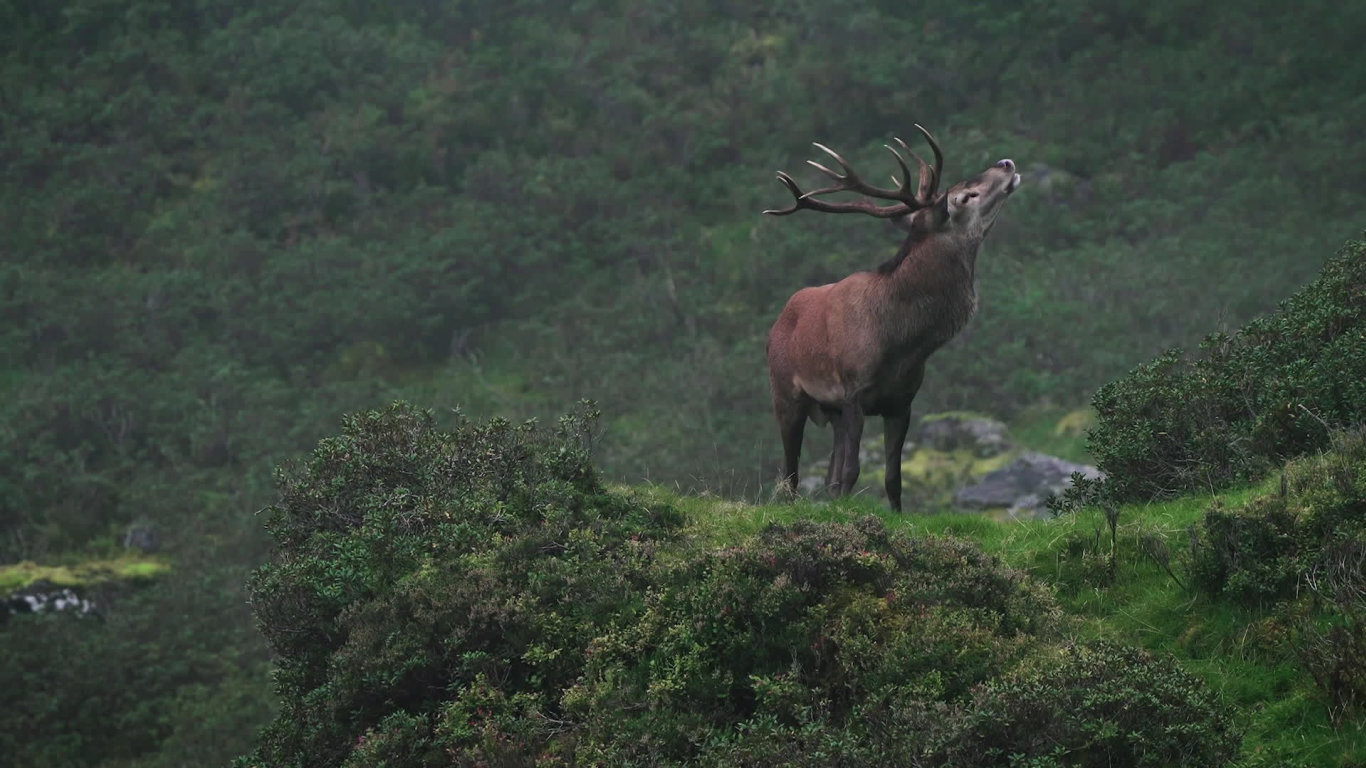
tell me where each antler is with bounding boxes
[764,124,945,218]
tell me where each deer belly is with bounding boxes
[792,373,848,407]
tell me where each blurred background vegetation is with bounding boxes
[1,0,1364,764]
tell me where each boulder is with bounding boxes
[123,523,159,553]
[6,579,97,618]
[953,452,1103,515]
[916,414,1012,457]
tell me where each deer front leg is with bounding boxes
[883,411,911,511]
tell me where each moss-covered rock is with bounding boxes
[0,556,169,593]
[801,412,1099,514]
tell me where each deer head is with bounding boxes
[941,157,1020,238]
[764,124,1020,240]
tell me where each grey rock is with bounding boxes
[123,523,159,553]
[917,415,1012,458]
[6,580,97,617]
[954,452,1102,511]
[1006,493,1060,520]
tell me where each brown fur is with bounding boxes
[767,157,1020,509]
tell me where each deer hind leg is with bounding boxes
[775,400,807,498]
[822,405,842,495]
[883,411,911,512]
[833,402,865,496]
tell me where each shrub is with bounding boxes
[560,519,1060,766]
[1188,430,1366,721]
[1191,497,1302,604]
[242,400,685,767]
[1089,238,1366,501]
[241,403,1240,767]
[1294,537,1366,728]
[1192,429,1366,605]
[931,641,1241,767]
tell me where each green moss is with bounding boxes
[855,446,1016,510]
[917,410,997,423]
[1053,408,1096,437]
[0,555,171,592]
[1008,405,1095,464]
[907,447,1014,482]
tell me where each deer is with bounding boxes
[764,125,1020,511]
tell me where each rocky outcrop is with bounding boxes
[123,523,159,553]
[915,414,1012,457]
[953,452,1103,518]
[5,579,97,619]
[794,411,1101,515]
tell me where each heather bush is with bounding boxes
[241,404,1241,767]
[1192,430,1366,604]
[1090,238,1366,501]
[243,400,685,766]
[932,641,1241,767]
[558,518,1059,765]
[1189,430,1366,721]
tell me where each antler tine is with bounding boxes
[761,134,943,219]
[893,136,937,204]
[913,123,945,199]
[761,172,807,216]
[762,170,913,219]
[882,143,916,200]
[805,142,918,204]
[805,142,859,186]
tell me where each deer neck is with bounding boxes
[870,232,982,347]
[884,231,980,296]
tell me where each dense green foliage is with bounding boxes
[241,402,1237,767]
[0,557,273,766]
[243,401,682,765]
[938,641,1240,767]
[6,0,1366,558]
[1185,431,1366,725]
[1091,239,1366,500]
[3,0,1364,764]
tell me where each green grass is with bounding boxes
[621,473,1366,767]
[1006,405,1096,465]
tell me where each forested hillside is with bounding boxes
[2,1,1365,765]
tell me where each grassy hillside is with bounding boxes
[5,1,1366,551]
[228,401,1366,766]
[3,1,1366,765]
[645,473,1366,766]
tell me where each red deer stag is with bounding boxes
[764,125,1020,510]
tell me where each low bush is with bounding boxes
[1189,430,1366,721]
[240,403,1240,767]
[1191,430,1366,604]
[243,400,684,766]
[935,641,1241,767]
[560,518,1059,766]
[1090,238,1366,501]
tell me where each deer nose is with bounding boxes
[995,159,1015,172]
